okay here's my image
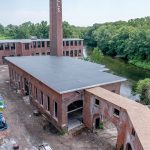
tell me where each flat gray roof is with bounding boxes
[0,38,84,44]
[6,56,126,94]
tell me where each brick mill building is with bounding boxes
[5,0,150,150]
[0,38,83,65]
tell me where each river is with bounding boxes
[83,47,150,101]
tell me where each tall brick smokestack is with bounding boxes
[50,0,63,56]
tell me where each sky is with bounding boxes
[0,0,150,27]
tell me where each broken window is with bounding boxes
[34,87,38,99]
[113,108,120,117]
[66,41,69,46]
[5,43,10,50]
[75,41,78,46]
[42,41,45,48]
[47,52,50,55]
[66,51,69,56]
[70,50,73,57]
[38,41,41,48]
[70,41,73,46]
[33,42,36,48]
[47,96,50,112]
[95,99,100,106]
[79,41,81,46]
[25,43,29,50]
[74,50,77,57]
[41,91,44,105]
[11,43,15,50]
[54,102,58,118]
[0,44,3,50]
[47,41,50,47]
[78,49,81,56]
[63,41,65,46]
[132,128,135,136]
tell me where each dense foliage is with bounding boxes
[134,78,150,105]
[0,17,150,69]
[0,21,86,40]
[85,17,150,70]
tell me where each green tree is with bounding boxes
[90,47,103,63]
[135,78,150,105]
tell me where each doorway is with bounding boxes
[67,100,83,130]
[24,78,29,96]
[95,118,100,129]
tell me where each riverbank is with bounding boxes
[90,56,150,82]
[129,59,150,70]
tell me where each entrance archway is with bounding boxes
[67,100,83,130]
[125,143,132,150]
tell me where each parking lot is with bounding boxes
[0,65,117,150]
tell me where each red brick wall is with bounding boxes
[50,0,63,56]
[8,62,66,131]
[83,88,144,150]
[0,40,83,65]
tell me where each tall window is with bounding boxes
[47,41,50,47]
[25,43,29,50]
[113,108,120,117]
[74,50,77,57]
[66,51,69,56]
[38,41,41,48]
[33,42,36,48]
[34,87,38,99]
[70,41,73,46]
[63,41,65,46]
[42,41,45,48]
[0,44,4,50]
[70,50,73,57]
[66,41,69,46]
[5,43,9,50]
[47,96,50,112]
[54,102,58,118]
[75,41,78,46]
[41,91,44,105]
[11,43,15,50]
[79,41,81,46]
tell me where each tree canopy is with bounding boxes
[134,78,150,105]
[0,21,86,40]
[85,17,150,70]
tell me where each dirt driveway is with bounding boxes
[0,65,116,150]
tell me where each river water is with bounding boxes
[83,47,150,101]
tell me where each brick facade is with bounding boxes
[50,0,63,56]
[0,39,84,65]
[8,62,121,132]
[83,87,148,150]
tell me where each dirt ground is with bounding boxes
[0,65,117,150]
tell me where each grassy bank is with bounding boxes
[0,35,11,40]
[129,60,150,70]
